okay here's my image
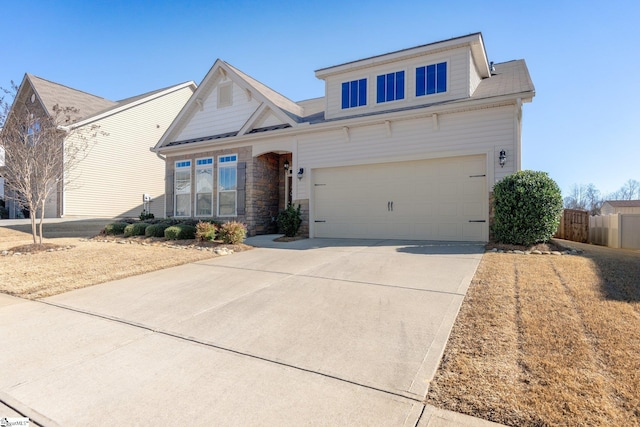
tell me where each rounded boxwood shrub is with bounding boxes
[218,221,247,244]
[164,224,196,240]
[103,222,129,235]
[123,222,150,237]
[145,223,170,238]
[492,170,563,246]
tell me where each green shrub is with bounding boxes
[145,223,170,238]
[139,210,155,221]
[124,222,150,237]
[219,221,247,244]
[103,222,129,235]
[164,224,196,240]
[492,170,563,246]
[195,221,217,241]
[277,204,302,237]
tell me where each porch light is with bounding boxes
[297,168,304,180]
[283,159,290,171]
[499,150,506,167]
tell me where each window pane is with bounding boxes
[416,67,425,96]
[358,79,367,106]
[436,62,447,93]
[196,169,213,193]
[196,194,212,216]
[396,71,405,100]
[377,75,385,103]
[175,170,190,194]
[386,73,394,101]
[176,194,190,217]
[341,82,349,109]
[426,64,436,95]
[218,191,236,216]
[350,81,358,108]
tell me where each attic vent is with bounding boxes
[218,83,233,108]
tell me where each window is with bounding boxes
[195,158,213,216]
[174,160,191,217]
[416,62,447,96]
[217,154,237,216]
[341,78,367,109]
[218,83,233,108]
[377,71,405,103]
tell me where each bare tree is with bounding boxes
[564,183,603,215]
[611,179,640,200]
[0,84,101,245]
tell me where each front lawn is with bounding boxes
[427,241,640,426]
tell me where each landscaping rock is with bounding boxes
[531,250,542,255]
[551,251,563,256]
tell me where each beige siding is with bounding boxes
[63,86,193,218]
[324,47,471,120]
[469,50,482,95]
[174,79,261,141]
[294,105,516,200]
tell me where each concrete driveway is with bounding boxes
[0,237,496,426]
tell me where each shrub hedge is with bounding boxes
[124,222,150,237]
[277,204,302,237]
[195,221,217,241]
[103,222,129,235]
[145,223,170,238]
[492,170,563,246]
[164,224,197,240]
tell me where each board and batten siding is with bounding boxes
[63,86,193,218]
[174,78,261,141]
[323,46,472,120]
[295,104,517,201]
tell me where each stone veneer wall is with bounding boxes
[249,153,280,235]
[292,198,310,237]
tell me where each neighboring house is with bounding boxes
[601,200,640,215]
[2,74,195,218]
[153,33,534,241]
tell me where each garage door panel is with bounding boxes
[313,155,487,241]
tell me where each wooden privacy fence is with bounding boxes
[590,214,640,250]
[554,209,589,243]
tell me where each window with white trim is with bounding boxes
[377,71,405,103]
[341,78,367,109]
[195,158,213,216]
[416,62,447,96]
[217,154,237,216]
[174,160,191,217]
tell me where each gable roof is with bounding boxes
[471,60,534,100]
[603,200,640,208]
[154,59,305,150]
[26,74,117,122]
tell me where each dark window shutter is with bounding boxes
[236,162,246,216]
[166,170,174,217]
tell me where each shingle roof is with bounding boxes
[604,200,640,207]
[471,60,534,100]
[27,74,117,122]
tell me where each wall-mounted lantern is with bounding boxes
[499,149,506,167]
[283,159,290,171]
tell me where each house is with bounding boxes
[153,33,534,241]
[601,200,640,215]
[1,74,195,219]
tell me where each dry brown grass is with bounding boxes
[0,225,249,300]
[427,241,640,426]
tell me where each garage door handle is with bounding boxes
[388,201,390,211]
[391,201,394,211]
[314,220,326,223]
[469,220,486,223]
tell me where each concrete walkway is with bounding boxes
[0,237,501,426]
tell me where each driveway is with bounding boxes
[0,237,493,426]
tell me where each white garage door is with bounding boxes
[312,155,487,241]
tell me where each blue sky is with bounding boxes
[2,0,638,197]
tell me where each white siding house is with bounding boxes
[154,33,535,241]
[2,74,195,219]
